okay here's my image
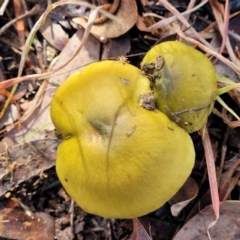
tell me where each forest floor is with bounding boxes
[0,0,240,239]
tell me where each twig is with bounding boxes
[171,22,240,74]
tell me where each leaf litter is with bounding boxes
[0,0,240,239]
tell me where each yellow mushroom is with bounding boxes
[50,60,195,218]
[141,41,217,133]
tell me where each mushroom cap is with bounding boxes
[50,60,195,218]
[141,41,217,133]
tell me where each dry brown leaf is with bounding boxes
[215,61,239,83]
[40,16,69,51]
[174,201,240,240]
[169,177,198,217]
[137,217,177,240]
[0,200,54,240]
[0,139,59,197]
[0,104,18,129]
[140,0,149,6]
[72,0,138,38]
[101,32,131,59]
[129,218,152,240]
[136,15,150,32]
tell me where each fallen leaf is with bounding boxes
[0,200,55,240]
[138,217,177,240]
[73,0,138,38]
[101,32,131,59]
[40,16,69,51]
[0,139,59,197]
[0,104,18,129]
[129,218,152,240]
[174,201,240,240]
[169,177,198,217]
[136,15,151,32]
[215,61,239,83]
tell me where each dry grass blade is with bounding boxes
[13,0,25,47]
[209,0,237,64]
[0,89,21,130]
[0,0,51,126]
[184,0,196,21]
[220,158,240,201]
[216,96,240,120]
[0,0,26,127]
[148,0,208,31]
[216,82,240,96]
[18,0,52,77]
[0,0,9,15]
[0,4,42,35]
[200,127,220,240]
[158,0,214,49]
